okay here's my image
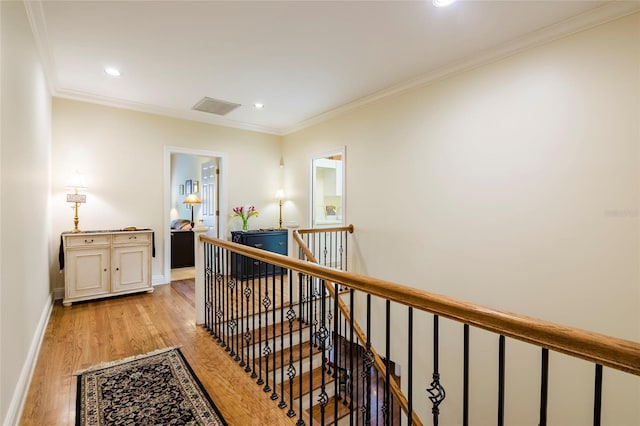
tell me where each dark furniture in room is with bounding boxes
[231,229,288,280]
[171,230,194,268]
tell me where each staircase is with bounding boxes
[198,226,640,425]
[221,280,369,424]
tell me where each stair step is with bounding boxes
[234,318,307,342]
[259,341,322,372]
[307,394,354,424]
[291,366,334,400]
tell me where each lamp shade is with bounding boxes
[275,189,285,200]
[65,170,88,190]
[183,194,202,205]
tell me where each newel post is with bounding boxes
[193,226,209,325]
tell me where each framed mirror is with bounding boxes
[310,148,345,228]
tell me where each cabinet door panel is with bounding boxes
[66,248,110,298]
[112,245,150,292]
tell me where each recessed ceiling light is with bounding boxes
[254,103,264,109]
[104,67,121,77]
[433,0,456,7]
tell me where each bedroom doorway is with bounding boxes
[164,146,228,284]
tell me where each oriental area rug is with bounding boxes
[75,347,227,426]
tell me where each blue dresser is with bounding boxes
[231,230,288,280]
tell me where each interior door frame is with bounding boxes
[163,145,228,283]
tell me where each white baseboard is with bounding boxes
[3,294,53,426]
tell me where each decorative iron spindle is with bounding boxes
[296,273,306,426]
[427,315,446,426]
[318,279,329,425]
[250,273,258,378]
[271,270,279,401]
[383,300,391,425]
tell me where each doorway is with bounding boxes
[164,146,228,283]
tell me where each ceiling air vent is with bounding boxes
[192,97,241,116]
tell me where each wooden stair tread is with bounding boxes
[259,342,322,371]
[307,394,354,424]
[291,366,334,399]
[233,318,307,342]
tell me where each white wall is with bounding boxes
[283,13,640,425]
[51,98,283,288]
[0,1,53,423]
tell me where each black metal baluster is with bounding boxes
[318,279,329,426]
[427,315,446,426]
[257,259,264,386]
[408,307,413,426]
[263,262,273,394]
[498,335,506,426]
[233,273,240,361]
[334,282,340,422]
[594,364,603,426]
[228,274,237,358]
[251,272,257,378]
[223,251,230,350]
[267,264,287,408]
[242,277,252,372]
[239,270,245,367]
[463,324,469,426]
[363,294,372,426]
[285,270,296,417]
[271,269,279,401]
[349,288,355,425]
[539,348,549,426]
[383,300,390,426]
[296,273,306,426]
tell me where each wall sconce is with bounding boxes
[275,189,285,229]
[65,170,88,233]
[183,193,202,227]
[279,156,285,168]
[179,184,185,195]
[193,180,199,193]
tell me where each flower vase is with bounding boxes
[242,219,249,231]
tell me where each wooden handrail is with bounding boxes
[297,224,354,235]
[292,230,422,426]
[199,234,640,377]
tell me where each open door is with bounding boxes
[201,159,218,233]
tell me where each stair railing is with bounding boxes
[197,231,640,425]
[293,226,423,425]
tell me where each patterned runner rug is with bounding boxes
[75,347,227,425]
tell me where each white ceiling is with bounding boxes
[27,1,639,135]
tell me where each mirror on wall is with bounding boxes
[311,148,345,228]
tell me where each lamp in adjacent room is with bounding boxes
[65,170,88,233]
[275,189,285,229]
[183,193,202,227]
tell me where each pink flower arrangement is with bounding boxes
[232,205,259,231]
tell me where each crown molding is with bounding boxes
[54,88,284,136]
[24,0,640,137]
[24,0,59,94]
[283,1,640,136]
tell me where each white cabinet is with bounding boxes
[63,230,153,306]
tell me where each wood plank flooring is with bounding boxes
[20,281,300,426]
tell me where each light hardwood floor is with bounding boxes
[20,281,300,426]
